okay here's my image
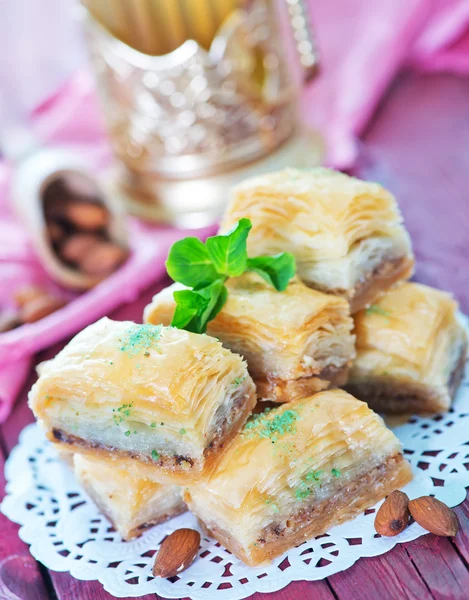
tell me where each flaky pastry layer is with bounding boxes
[184,389,412,566]
[220,168,414,310]
[29,318,256,484]
[74,454,186,540]
[348,282,468,413]
[144,273,355,402]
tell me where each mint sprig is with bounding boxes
[165,219,295,333]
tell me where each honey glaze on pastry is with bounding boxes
[220,168,414,312]
[73,453,186,540]
[144,273,356,403]
[346,282,468,414]
[29,318,256,484]
[184,389,412,566]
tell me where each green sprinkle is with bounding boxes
[265,499,279,513]
[113,402,134,426]
[244,408,299,443]
[133,430,137,435]
[366,304,391,318]
[151,449,159,461]
[119,324,162,357]
[179,428,187,435]
[150,422,157,428]
[295,487,312,501]
[305,470,323,482]
[109,361,113,365]
[125,430,131,437]
[331,468,341,478]
[232,376,246,387]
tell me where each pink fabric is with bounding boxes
[303,0,469,167]
[1,0,469,422]
[0,74,214,419]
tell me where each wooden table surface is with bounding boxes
[2,70,469,600]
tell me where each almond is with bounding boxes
[59,233,101,264]
[152,528,200,578]
[374,490,410,536]
[408,496,459,537]
[14,285,48,308]
[64,202,109,231]
[20,295,66,324]
[78,241,128,276]
[47,222,66,244]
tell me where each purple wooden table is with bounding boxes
[2,71,469,600]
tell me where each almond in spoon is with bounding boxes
[374,490,410,536]
[60,233,101,264]
[152,528,200,578]
[408,496,459,537]
[64,202,109,231]
[78,241,128,276]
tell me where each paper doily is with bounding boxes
[2,316,469,599]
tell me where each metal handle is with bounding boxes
[284,0,319,83]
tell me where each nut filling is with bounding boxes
[256,454,406,546]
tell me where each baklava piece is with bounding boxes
[185,389,412,566]
[29,318,256,484]
[220,168,414,312]
[346,282,468,414]
[74,454,186,541]
[144,273,356,403]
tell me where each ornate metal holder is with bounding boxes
[82,0,322,226]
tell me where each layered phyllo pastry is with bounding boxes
[144,273,356,403]
[220,168,414,313]
[74,453,186,540]
[184,389,412,566]
[346,282,468,414]
[29,318,256,484]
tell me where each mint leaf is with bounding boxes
[171,289,207,330]
[166,218,296,334]
[206,218,252,277]
[194,279,227,332]
[166,237,218,289]
[171,279,228,334]
[247,253,296,291]
[207,282,228,321]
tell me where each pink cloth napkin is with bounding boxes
[303,0,469,168]
[1,0,469,422]
[0,74,215,419]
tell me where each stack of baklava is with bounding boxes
[29,168,466,568]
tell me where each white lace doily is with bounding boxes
[3,316,469,599]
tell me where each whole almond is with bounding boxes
[408,496,459,537]
[64,202,109,231]
[47,222,66,244]
[20,295,66,324]
[60,233,101,264]
[374,490,410,536]
[14,285,48,308]
[78,241,128,276]
[152,528,200,578]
